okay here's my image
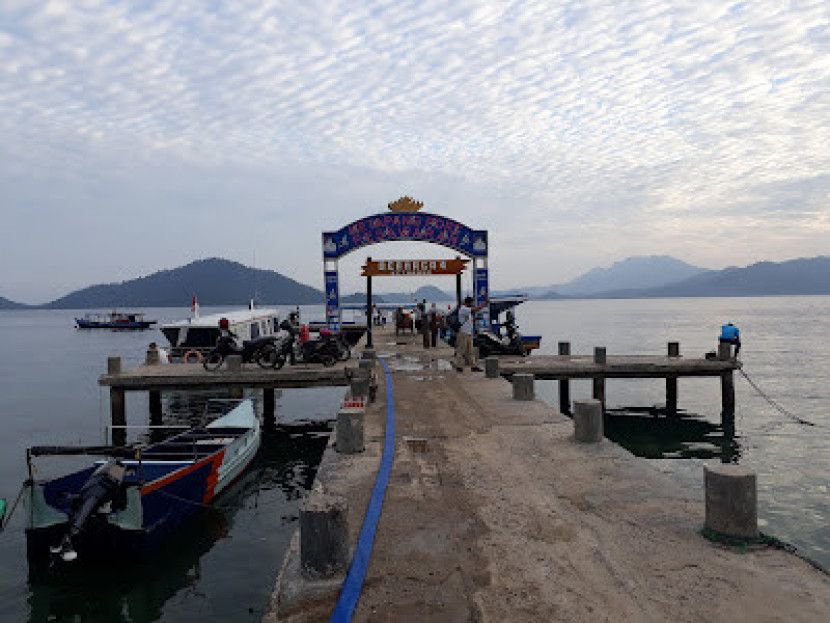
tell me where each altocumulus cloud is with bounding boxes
[0,0,829,302]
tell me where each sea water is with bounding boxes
[1,297,829,620]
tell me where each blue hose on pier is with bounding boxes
[330,357,396,622]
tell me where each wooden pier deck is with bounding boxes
[99,361,351,390]
[499,353,740,379]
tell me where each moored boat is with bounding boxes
[75,311,156,330]
[23,399,261,562]
[159,302,281,359]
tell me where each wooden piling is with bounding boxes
[558,341,571,415]
[592,347,606,408]
[666,342,679,417]
[263,388,276,418]
[721,370,735,420]
[110,388,126,447]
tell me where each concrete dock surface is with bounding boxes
[268,330,830,622]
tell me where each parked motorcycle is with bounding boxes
[273,320,340,368]
[475,330,529,358]
[203,333,279,371]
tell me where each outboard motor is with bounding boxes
[51,460,126,561]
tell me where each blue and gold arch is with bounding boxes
[321,197,489,329]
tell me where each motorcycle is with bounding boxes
[203,333,279,371]
[273,320,340,368]
[475,329,529,358]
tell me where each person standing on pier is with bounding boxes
[454,296,488,372]
[719,322,741,357]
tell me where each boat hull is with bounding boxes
[24,400,260,562]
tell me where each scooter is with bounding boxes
[203,333,279,371]
[273,321,339,368]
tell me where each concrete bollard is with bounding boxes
[718,343,733,361]
[300,492,349,578]
[336,409,364,453]
[573,399,604,442]
[668,342,680,357]
[512,373,534,400]
[594,347,607,364]
[226,354,242,371]
[485,357,500,379]
[361,347,376,360]
[107,357,121,375]
[145,348,160,365]
[359,358,374,370]
[349,375,370,398]
[704,464,758,539]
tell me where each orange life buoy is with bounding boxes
[183,350,203,363]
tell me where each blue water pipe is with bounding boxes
[330,357,396,621]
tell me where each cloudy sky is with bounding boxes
[1,0,828,304]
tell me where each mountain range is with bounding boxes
[2,255,830,309]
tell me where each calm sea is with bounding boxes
[1,297,829,620]
[0,306,342,622]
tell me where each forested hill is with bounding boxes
[45,258,324,309]
[0,296,29,310]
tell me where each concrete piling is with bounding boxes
[485,357,500,379]
[512,373,534,401]
[107,356,121,375]
[336,409,364,454]
[704,464,758,540]
[299,492,349,578]
[573,399,604,442]
[349,375,370,399]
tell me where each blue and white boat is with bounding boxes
[23,399,260,562]
[75,311,156,330]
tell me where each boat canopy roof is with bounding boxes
[489,295,529,317]
[160,307,280,329]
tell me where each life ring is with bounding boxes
[183,350,203,363]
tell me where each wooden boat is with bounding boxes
[75,311,156,330]
[23,399,260,562]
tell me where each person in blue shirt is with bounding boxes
[719,322,741,356]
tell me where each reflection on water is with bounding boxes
[602,407,742,463]
[25,395,331,623]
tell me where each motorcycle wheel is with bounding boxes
[256,345,279,369]
[321,353,337,367]
[273,353,287,370]
[203,351,224,371]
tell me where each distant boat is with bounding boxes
[75,311,156,330]
[24,398,261,562]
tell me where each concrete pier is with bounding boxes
[266,329,830,622]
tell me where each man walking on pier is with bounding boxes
[454,296,488,372]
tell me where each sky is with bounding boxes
[1,0,829,304]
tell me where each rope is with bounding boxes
[331,357,396,622]
[0,483,25,532]
[737,369,820,427]
[700,527,830,576]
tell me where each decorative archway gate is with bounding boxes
[321,197,490,331]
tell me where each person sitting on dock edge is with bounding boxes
[454,296,488,372]
[719,322,741,357]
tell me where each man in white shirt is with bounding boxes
[454,296,488,372]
